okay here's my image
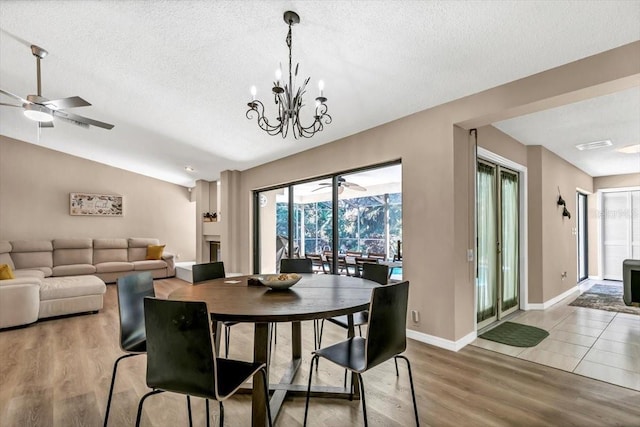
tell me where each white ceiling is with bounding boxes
[494,87,640,177]
[0,1,638,186]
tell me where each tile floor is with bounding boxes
[472,280,640,391]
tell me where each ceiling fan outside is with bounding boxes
[0,44,114,130]
[312,177,367,194]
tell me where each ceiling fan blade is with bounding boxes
[43,96,91,110]
[0,88,30,104]
[39,121,54,128]
[53,110,114,130]
[55,114,90,129]
[311,183,332,192]
[0,102,22,108]
[343,182,367,191]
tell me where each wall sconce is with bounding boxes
[557,187,571,219]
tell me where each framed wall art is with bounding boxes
[70,193,123,216]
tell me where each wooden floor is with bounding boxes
[1,277,639,427]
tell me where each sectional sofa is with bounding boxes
[0,237,175,329]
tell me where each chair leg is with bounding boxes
[187,395,193,427]
[224,325,231,358]
[104,353,139,427]
[219,402,224,427]
[260,368,273,427]
[135,389,164,427]
[206,399,210,427]
[303,355,319,426]
[357,373,368,427]
[394,358,399,376]
[396,355,420,426]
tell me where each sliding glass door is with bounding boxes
[477,160,519,328]
[254,162,402,275]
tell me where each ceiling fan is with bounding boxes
[0,44,114,130]
[312,177,367,194]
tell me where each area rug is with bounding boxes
[479,321,549,347]
[569,284,640,316]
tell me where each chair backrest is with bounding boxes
[362,263,389,285]
[365,281,409,370]
[144,298,218,399]
[192,262,225,283]
[116,271,155,351]
[346,251,363,257]
[280,258,313,274]
[367,252,386,261]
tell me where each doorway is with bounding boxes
[476,160,520,329]
[576,192,588,282]
[602,190,640,280]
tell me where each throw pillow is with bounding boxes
[0,264,15,280]
[146,244,165,260]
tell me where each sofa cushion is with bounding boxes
[0,264,15,280]
[10,240,53,276]
[53,238,93,267]
[95,262,134,273]
[40,275,106,301]
[93,238,128,249]
[133,260,167,271]
[53,238,93,250]
[53,264,97,276]
[128,238,160,261]
[13,269,46,279]
[0,241,14,270]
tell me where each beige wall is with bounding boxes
[538,147,593,301]
[593,174,640,190]
[222,42,639,345]
[0,136,196,260]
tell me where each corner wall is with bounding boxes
[0,135,196,260]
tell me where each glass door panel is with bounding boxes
[500,170,519,315]
[477,162,497,325]
[577,192,588,282]
[258,187,288,274]
[293,179,333,271]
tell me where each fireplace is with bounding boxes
[210,242,220,262]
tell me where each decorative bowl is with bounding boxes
[257,273,302,290]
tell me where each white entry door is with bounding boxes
[602,190,640,280]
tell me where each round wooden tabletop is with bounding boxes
[168,273,377,323]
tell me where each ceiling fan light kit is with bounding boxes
[23,103,53,122]
[0,44,114,130]
[246,11,331,139]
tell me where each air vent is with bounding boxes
[575,140,612,151]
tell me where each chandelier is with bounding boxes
[246,11,331,139]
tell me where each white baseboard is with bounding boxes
[526,285,579,310]
[406,328,477,352]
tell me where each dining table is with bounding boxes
[168,273,378,426]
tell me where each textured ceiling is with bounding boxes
[494,87,640,177]
[0,1,639,186]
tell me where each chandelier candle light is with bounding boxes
[246,11,331,139]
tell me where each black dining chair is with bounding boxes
[280,258,313,274]
[317,263,389,348]
[279,258,318,352]
[192,262,236,358]
[136,298,272,427]
[304,281,419,427]
[104,272,154,427]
